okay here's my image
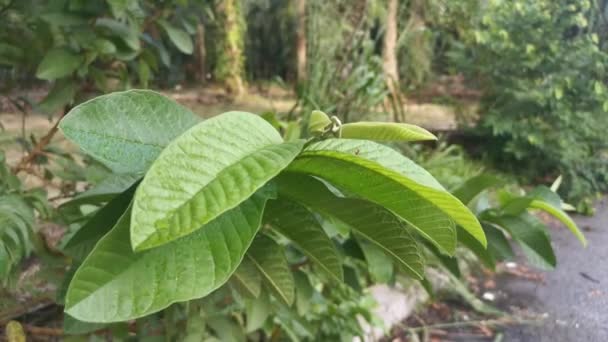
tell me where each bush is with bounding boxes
[8,90,576,340]
[0,0,201,112]
[450,0,608,204]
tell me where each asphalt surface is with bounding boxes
[499,198,608,341]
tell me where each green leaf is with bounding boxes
[36,48,82,80]
[63,314,106,335]
[485,214,556,269]
[356,237,393,283]
[293,270,313,316]
[425,241,460,277]
[307,110,331,135]
[287,139,485,254]
[247,234,295,305]
[37,80,76,113]
[452,174,505,205]
[131,112,304,251]
[95,18,140,51]
[499,186,585,246]
[65,173,140,207]
[207,317,245,342]
[265,199,343,282]
[340,122,437,142]
[231,257,262,298]
[457,227,495,270]
[40,12,88,26]
[276,173,424,279]
[63,183,137,261]
[483,223,514,261]
[528,199,586,247]
[245,289,271,332]
[158,20,194,54]
[59,90,199,174]
[64,192,271,323]
[93,39,117,54]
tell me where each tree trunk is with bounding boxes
[296,0,307,83]
[383,0,400,121]
[215,0,245,96]
[196,23,206,84]
[383,0,399,91]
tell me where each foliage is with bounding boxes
[55,90,490,335]
[449,0,608,203]
[452,175,586,272]
[0,0,201,112]
[0,151,51,282]
[243,0,296,81]
[299,0,390,122]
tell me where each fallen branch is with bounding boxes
[23,324,63,337]
[400,315,541,333]
[0,297,55,326]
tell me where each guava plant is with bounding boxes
[57,90,585,329]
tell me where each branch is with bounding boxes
[23,324,63,337]
[11,105,71,174]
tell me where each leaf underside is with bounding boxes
[59,90,199,174]
[265,199,343,282]
[276,173,424,279]
[287,139,485,254]
[246,234,295,306]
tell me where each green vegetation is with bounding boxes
[450,0,608,205]
[0,0,603,339]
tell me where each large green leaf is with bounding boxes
[158,20,193,54]
[63,183,137,261]
[340,122,437,142]
[36,48,83,80]
[246,234,295,305]
[64,191,271,323]
[287,139,485,254]
[265,199,343,282]
[276,173,424,279]
[131,112,304,251]
[59,90,199,174]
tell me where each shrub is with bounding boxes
[34,90,584,340]
[450,0,608,204]
[0,0,201,112]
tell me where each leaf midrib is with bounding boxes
[61,126,167,149]
[140,141,302,249]
[246,254,290,304]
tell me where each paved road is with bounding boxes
[499,198,608,341]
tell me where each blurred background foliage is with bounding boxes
[3,0,605,204]
[0,0,607,339]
